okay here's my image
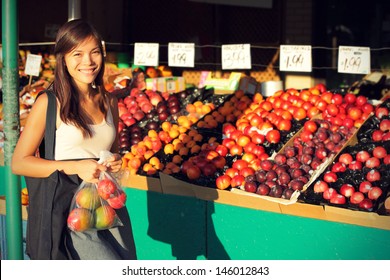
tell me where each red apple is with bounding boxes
[323,171,338,183]
[366,170,381,182]
[216,174,232,190]
[365,157,380,169]
[348,160,363,171]
[338,153,353,165]
[380,119,390,132]
[359,198,373,210]
[314,180,329,193]
[225,168,239,179]
[356,150,370,163]
[215,144,229,157]
[372,130,384,141]
[330,194,346,205]
[323,187,337,200]
[331,162,347,173]
[230,174,245,188]
[67,208,94,232]
[106,191,127,209]
[339,184,355,198]
[375,107,389,119]
[359,181,373,193]
[368,186,383,200]
[97,178,118,200]
[372,146,387,159]
[384,155,390,165]
[350,191,365,204]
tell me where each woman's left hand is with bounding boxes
[104,153,123,173]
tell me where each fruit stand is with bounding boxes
[1,71,390,259]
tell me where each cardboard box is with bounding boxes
[198,71,242,94]
[145,77,186,93]
[120,172,162,193]
[324,205,390,230]
[159,172,282,214]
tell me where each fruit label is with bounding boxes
[279,45,312,72]
[24,54,42,77]
[168,43,195,68]
[338,46,370,74]
[222,44,251,70]
[134,43,159,66]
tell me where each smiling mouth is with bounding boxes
[79,68,97,74]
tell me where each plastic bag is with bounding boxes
[97,170,127,210]
[67,172,127,232]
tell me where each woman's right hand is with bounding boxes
[76,159,107,183]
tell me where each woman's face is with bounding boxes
[64,36,102,90]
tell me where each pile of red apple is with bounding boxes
[357,97,390,143]
[235,117,356,199]
[305,141,390,212]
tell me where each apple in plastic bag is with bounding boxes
[94,205,116,229]
[67,208,94,232]
[107,190,127,209]
[97,178,117,200]
[76,185,101,210]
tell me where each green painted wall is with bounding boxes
[207,203,390,260]
[123,188,390,260]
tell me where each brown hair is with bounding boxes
[53,19,108,137]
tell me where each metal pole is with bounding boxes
[68,0,82,21]
[2,0,23,259]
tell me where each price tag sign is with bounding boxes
[168,43,195,68]
[338,46,370,74]
[221,44,251,69]
[134,43,159,66]
[24,54,42,77]
[279,45,312,72]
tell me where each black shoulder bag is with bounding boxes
[24,90,79,260]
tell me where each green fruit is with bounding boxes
[75,185,101,210]
[94,205,116,229]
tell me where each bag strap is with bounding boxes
[36,89,57,160]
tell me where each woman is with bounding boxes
[11,19,136,260]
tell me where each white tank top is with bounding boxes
[54,107,116,160]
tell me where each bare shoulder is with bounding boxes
[31,92,49,113]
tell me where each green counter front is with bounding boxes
[123,187,390,260]
[1,170,390,260]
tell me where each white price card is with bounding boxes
[134,43,159,66]
[338,46,370,74]
[168,43,195,68]
[279,45,312,72]
[221,44,251,69]
[24,54,42,76]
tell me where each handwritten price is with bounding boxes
[223,50,248,68]
[279,45,311,72]
[284,54,304,68]
[340,56,361,71]
[338,46,370,74]
[135,51,157,65]
[171,52,187,65]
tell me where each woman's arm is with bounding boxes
[11,93,107,183]
[104,94,122,173]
